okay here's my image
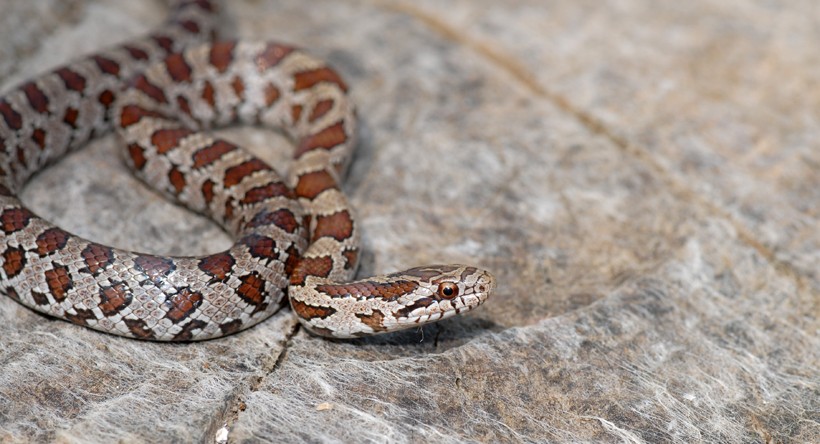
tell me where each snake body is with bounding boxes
[0,0,494,340]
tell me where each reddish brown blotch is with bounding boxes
[44,262,72,302]
[80,243,115,275]
[295,122,347,158]
[35,228,70,256]
[98,282,133,316]
[21,82,49,114]
[198,252,235,281]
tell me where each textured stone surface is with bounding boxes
[0,0,817,442]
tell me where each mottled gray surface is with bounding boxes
[1,0,818,442]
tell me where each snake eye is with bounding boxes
[437,282,459,299]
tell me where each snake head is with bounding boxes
[388,264,495,331]
[292,264,495,338]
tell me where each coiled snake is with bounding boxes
[0,0,494,340]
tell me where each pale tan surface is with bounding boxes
[0,0,817,442]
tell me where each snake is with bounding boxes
[0,0,494,341]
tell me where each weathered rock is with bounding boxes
[0,0,816,442]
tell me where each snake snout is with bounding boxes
[473,269,495,305]
[422,265,494,318]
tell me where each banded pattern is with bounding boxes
[0,1,494,340]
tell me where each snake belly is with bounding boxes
[0,0,494,340]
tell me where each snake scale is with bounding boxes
[0,0,494,340]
